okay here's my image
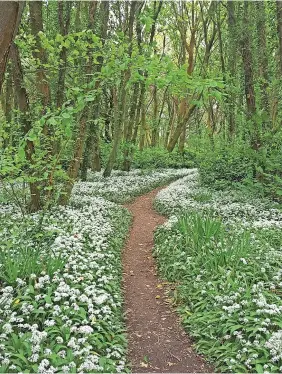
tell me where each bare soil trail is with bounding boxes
[122,187,213,373]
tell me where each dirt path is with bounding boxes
[123,187,212,373]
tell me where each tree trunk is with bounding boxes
[256,1,269,120]
[75,2,82,32]
[81,1,109,179]
[240,2,259,150]
[179,124,186,154]
[0,2,23,91]
[139,83,146,151]
[103,87,120,176]
[226,1,236,138]
[164,97,175,148]
[60,1,98,203]
[131,83,143,151]
[167,103,197,152]
[277,0,282,74]
[274,1,282,128]
[4,64,13,124]
[61,112,88,204]
[10,43,41,212]
[56,1,72,108]
[122,82,139,171]
[29,1,51,111]
[151,85,159,146]
[103,1,136,177]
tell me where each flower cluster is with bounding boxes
[0,195,130,373]
[154,170,282,372]
[73,168,191,204]
[0,168,190,373]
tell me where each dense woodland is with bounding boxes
[2,1,282,373]
[1,0,282,211]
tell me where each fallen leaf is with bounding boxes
[140,362,148,368]
[167,362,175,367]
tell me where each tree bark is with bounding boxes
[226,1,236,138]
[29,1,51,111]
[256,1,269,120]
[4,64,13,125]
[11,43,41,212]
[240,2,259,150]
[60,1,98,203]
[103,1,136,177]
[151,85,159,147]
[122,82,139,171]
[81,1,109,179]
[167,103,197,152]
[277,0,282,74]
[0,2,23,91]
[56,1,72,108]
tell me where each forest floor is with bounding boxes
[123,187,212,373]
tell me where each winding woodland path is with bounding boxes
[123,187,212,373]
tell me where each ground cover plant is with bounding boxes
[154,171,282,373]
[0,168,192,373]
[0,197,130,373]
[76,168,191,203]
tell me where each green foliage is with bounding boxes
[154,171,282,372]
[155,213,252,280]
[193,134,282,202]
[132,147,196,169]
[0,197,131,373]
[154,211,282,372]
[0,216,65,286]
[197,142,254,188]
[100,144,196,170]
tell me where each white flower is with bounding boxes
[2,323,12,334]
[44,348,52,355]
[78,325,93,335]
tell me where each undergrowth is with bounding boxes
[154,172,282,373]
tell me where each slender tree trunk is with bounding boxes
[29,1,51,111]
[151,85,159,147]
[167,2,196,152]
[92,110,101,172]
[167,103,197,152]
[11,43,41,212]
[277,1,282,74]
[164,98,175,148]
[75,2,81,32]
[256,1,269,120]
[104,70,130,177]
[122,82,139,171]
[60,2,98,203]
[131,83,143,148]
[103,1,136,177]
[139,83,146,151]
[104,91,113,143]
[240,2,259,150]
[104,88,119,176]
[56,1,72,108]
[226,1,237,138]
[81,1,109,179]
[274,1,282,128]
[179,124,186,153]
